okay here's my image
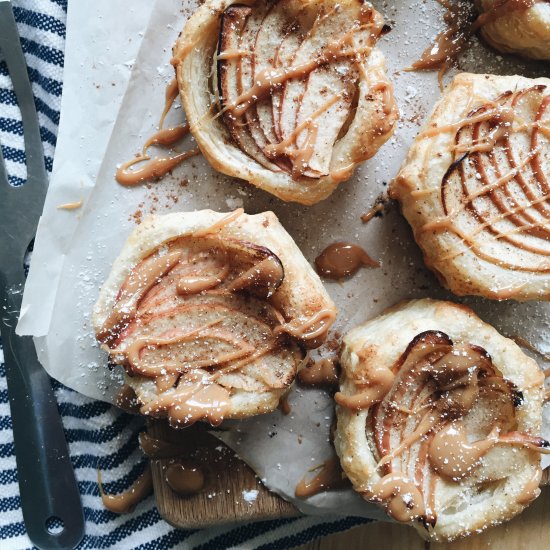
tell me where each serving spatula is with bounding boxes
[0,2,84,548]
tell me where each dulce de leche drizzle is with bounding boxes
[97,216,333,428]
[315,242,379,280]
[295,458,347,498]
[298,358,339,387]
[98,465,153,514]
[224,20,381,119]
[338,330,550,526]
[165,463,205,496]
[411,0,539,83]
[211,2,393,183]
[116,79,200,186]
[418,86,550,278]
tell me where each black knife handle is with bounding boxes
[0,268,85,550]
[0,2,85,546]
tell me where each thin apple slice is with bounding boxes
[278,5,364,175]
[238,4,273,152]
[119,301,298,394]
[253,1,294,146]
[294,64,355,176]
[372,331,452,456]
[218,6,281,171]
[137,237,284,313]
[272,31,303,142]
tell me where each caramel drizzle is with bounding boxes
[217,49,252,60]
[419,88,550,272]
[121,320,256,377]
[165,463,205,496]
[212,10,387,181]
[98,465,153,514]
[295,458,346,498]
[265,94,341,179]
[97,249,183,345]
[193,208,244,237]
[340,330,550,525]
[116,79,199,186]
[225,24,378,119]
[410,0,539,83]
[274,308,336,341]
[314,242,379,280]
[477,94,550,243]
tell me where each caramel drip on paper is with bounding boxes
[278,393,292,415]
[295,458,346,498]
[159,77,179,129]
[419,87,550,275]
[315,242,379,280]
[138,432,188,459]
[116,148,200,186]
[116,79,199,186]
[338,330,550,526]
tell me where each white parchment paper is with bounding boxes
[18,0,550,518]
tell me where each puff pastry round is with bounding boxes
[334,298,547,542]
[93,209,336,427]
[172,0,398,205]
[476,0,550,60]
[391,73,550,300]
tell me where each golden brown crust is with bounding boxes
[391,72,550,301]
[334,298,545,541]
[477,0,550,60]
[173,0,398,205]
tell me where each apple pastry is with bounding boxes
[172,0,398,205]
[93,209,336,427]
[476,0,550,60]
[391,73,550,300]
[334,299,549,541]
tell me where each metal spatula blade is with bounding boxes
[0,2,85,548]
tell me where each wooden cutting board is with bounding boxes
[148,419,549,530]
[148,420,298,528]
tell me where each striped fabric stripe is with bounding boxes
[0,1,370,547]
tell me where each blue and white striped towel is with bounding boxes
[0,1,369,547]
